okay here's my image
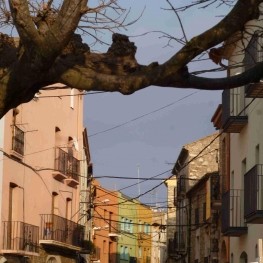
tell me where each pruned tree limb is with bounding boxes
[0,0,263,120]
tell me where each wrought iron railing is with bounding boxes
[2,221,39,253]
[40,214,84,247]
[222,189,246,232]
[54,147,80,182]
[244,164,263,217]
[222,89,247,128]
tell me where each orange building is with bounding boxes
[91,180,119,263]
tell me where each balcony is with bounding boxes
[40,214,84,251]
[244,164,263,223]
[245,82,263,98]
[53,147,80,186]
[2,221,39,255]
[221,189,247,236]
[222,89,248,133]
[168,237,186,256]
[108,222,121,238]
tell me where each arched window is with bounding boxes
[46,256,59,263]
[240,251,248,263]
[55,127,61,147]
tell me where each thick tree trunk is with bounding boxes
[0,0,263,119]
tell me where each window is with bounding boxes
[52,192,59,215]
[177,176,186,196]
[144,223,147,233]
[129,220,133,233]
[174,187,177,206]
[138,247,142,258]
[195,208,199,226]
[125,218,130,232]
[8,183,18,223]
[103,240,106,253]
[195,236,200,261]
[203,203,206,222]
[123,218,132,233]
[256,144,260,164]
[147,224,150,234]
[66,198,72,219]
[240,251,248,263]
[46,257,58,263]
[121,218,125,231]
[120,246,124,259]
[104,210,108,221]
[244,32,262,69]
[124,247,129,260]
[139,220,142,232]
[12,125,24,156]
[230,253,234,263]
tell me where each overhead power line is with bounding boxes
[88,91,199,137]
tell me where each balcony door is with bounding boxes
[7,183,22,250]
[240,251,247,263]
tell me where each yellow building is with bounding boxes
[136,201,152,263]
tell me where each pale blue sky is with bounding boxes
[84,1,231,205]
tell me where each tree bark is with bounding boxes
[0,0,263,119]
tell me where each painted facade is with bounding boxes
[151,209,167,263]
[164,176,177,248]
[91,180,118,263]
[136,202,152,263]
[0,87,89,263]
[117,193,137,263]
[215,3,263,262]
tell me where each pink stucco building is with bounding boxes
[0,86,90,263]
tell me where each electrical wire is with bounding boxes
[94,95,256,208]
[88,91,199,137]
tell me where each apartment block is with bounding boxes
[136,202,152,263]
[117,193,138,263]
[0,87,90,263]
[212,3,263,262]
[168,133,219,263]
[151,209,167,263]
[91,180,119,263]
